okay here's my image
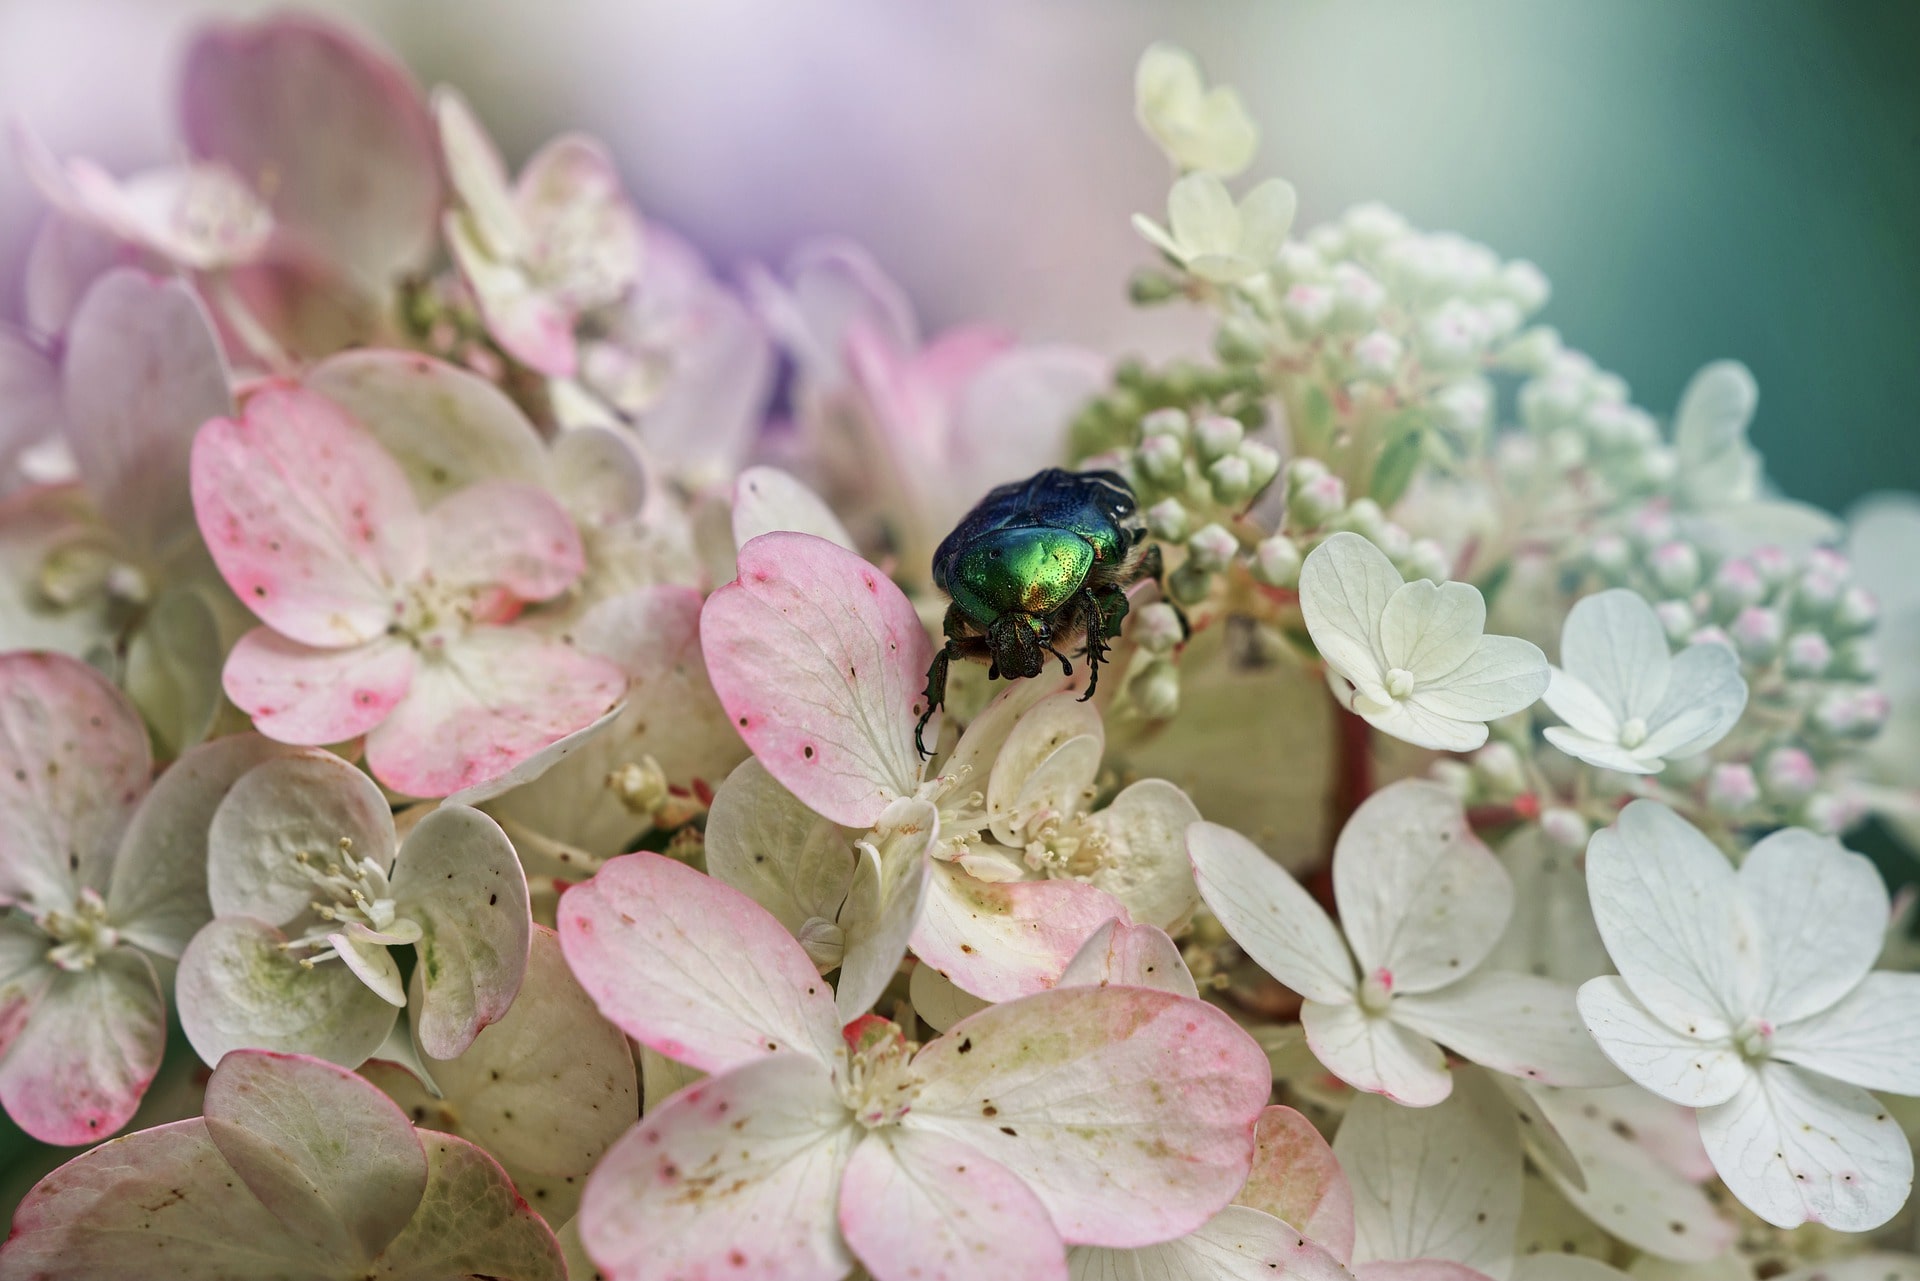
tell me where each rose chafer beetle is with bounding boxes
[917,467,1161,757]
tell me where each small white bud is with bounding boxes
[1287,470,1347,530]
[1207,454,1255,504]
[1761,747,1819,805]
[1416,300,1487,370]
[1497,325,1562,375]
[1707,763,1761,817]
[1194,413,1245,463]
[1403,538,1450,584]
[1281,282,1336,335]
[1331,263,1386,323]
[1334,498,1388,543]
[1135,602,1186,654]
[1539,807,1589,851]
[1831,585,1879,637]
[1654,599,1697,645]
[1147,498,1191,542]
[1433,379,1492,438]
[1187,523,1239,573]
[1141,407,1190,441]
[1730,606,1784,663]
[1251,535,1303,588]
[1472,742,1526,798]
[1784,631,1834,678]
[1349,329,1403,380]
[1238,441,1282,494]
[1430,759,1474,798]
[1137,433,1187,486]
[1587,534,1634,581]
[1499,259,1551,313]
[1133,658,1181,719]
[1711,558,1767,615]
[1342,201,1408,250]
[1801,792,1863,837]
[1544,427,1587,471]
[1648,541,1702,596]
[1168,561,1212,605]
[1831,637,1880,681]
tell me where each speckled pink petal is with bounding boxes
[579,1053,857,1281]
[557,852,841,1073]
[424,480,585,606]
[515,135,644,311]
[909,984,1270,1248]
[701,532,931,829]
[388,805,531,1059]
[192,385,424,647]
[1057,919,1197,998]
[0,651,150,912]
[911,862,1128,1002]
[223,629,416,746]
[180,14,442,287]
[446,213,579,377]
[202,1049,428,1263]
[0,948,164,1145]
[63,270,232,560]
[362,627,625,799]
[1240,1107,1356,1264]
[840,1128,1067,1281]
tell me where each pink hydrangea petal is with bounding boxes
[550,424,647,528]
[446,214,580,377]
[840,1128,1067,1281]
[579,1053,857,1281]
[1073,1207,1357,1281]
[362,628,625,799]
[1355,1264,1495,1281]
[62,270,232,559]
[732,465,857,551]
[911,862,1128,1002]
[180,14,442,287]
[441,696,625,810]
[746,238,919,391]
[423,480,585,605]
[202,1049,428,1263]
[557,852,841,1073]
[106,733,308,958]
[432,88,522,259]
[222,629,417,746]
[367,1132,566,1280]
[0,329,60,474]
[945,345,1107,520]
[0,948,164,1145]
[1240,1106,1356,1264]
[0,651,150,912]
[515,135,644,309]
[192,386,424,646]
[1057,918,1197,998]
[23,211,142,336]
[305,349,552,506]
[910,984,1270,1248]
[388,805,531,1059]
[701,532,932,828]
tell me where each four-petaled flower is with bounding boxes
[1133,172,1296,284]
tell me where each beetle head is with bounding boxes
[986,614,1046,681]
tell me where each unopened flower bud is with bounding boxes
[1831,586,1880,637]
[1801,792,1864,837]
[1238,441,1282,495]
[1813,689,1890,740]
[1730,606,1784,663]
[1335,498,1388,543]
[1689,625,1735,652]
[1648,541,1702,596]
[608,756,671,817]
[1287,471,1347,530]
[1831,637,1880,681]
[1376,523,1412,562]
[1588,534,1633,581]
[1135,602,1186,654]
[1404,538,1450,584]
[1712,559,1767,615]
[1343,201,1408,249]
[1794,568,1845,618]
[1251,536,1303,588]
[1498,325,1562,375]
[1652,599,1696,644]
[1349,329,1403,380]
[1206,454,1253,504]
[1434,379,1492,438]
[1272,241,1323,287]
[1500,259,1551,313]
[1133,658,1181,719]
[1784,631,1833,679]
[1544,428,1587,471]
[1707,763,1760,817]
[1140,407,1190,441]
[1282,283,1336,335]
[1194,414,1245,464]
[1761,747,1819,805]
[1540,807,1589,851]
[1187,524,1238,573]
[1628,506,1676,549]
[1146,498,1190,543]
[1167,561,1212,606]
[1137,433,1186,486]
[1472,742,1526,799]
[1214,318,1267,366]
[1417,300,1486,371]
[1331,263,1386,323]
[1430,759,1474,798]
[1129,268,1182,304]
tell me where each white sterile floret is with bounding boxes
[1190,780,1620,1108]
[1299,531,1551,752]
[1542,589,1748,775]
[1133,173,1297,285]
[1577,801,1920,1232]
[1133,43,1259,176]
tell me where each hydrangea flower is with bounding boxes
[1134,43,1260,177]
[1190,780,1619,1106]
[1668,361,1841,553]
[0,1049,564,1280]
[190,383,627,798]
[1300,532,1550,752]
[176,748,530,1068]
[436,88,644,378]
[1576,801,1920,1231]
[1133,172,1297,284]
[558,850,1272,1281]
[0,653,291,1143]
[1542,588,1748,774]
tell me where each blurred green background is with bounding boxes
[2,0,1916,507]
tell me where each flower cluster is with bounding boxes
[0,17,1916,1281]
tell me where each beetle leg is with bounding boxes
[1078,591,1109,703]
[916,645,953,759]
[1043,644,1074,678]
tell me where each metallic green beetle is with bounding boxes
[917,468,1159,756]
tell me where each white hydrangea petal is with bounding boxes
[1558,590,1673,724]
[1131,213,1186,262]
[1738,827,1888,1024]
[1697,1061,1912,1233]
[1584,801,1753,1035]
[986,690,1105,845]
[910,861,1127,1002]
[332,931,405,1007]
[1332,781,1511,993]
[1301,1001,1451,1108]
[1394,971,1620,1087]
[908,961,991,1033]
[731,465,856,552]
[1635,644,1748,762]
[835,797,936,1020]
[1540,668,1620,742]
[1513,1259,1631,1280]
[1772,972,1920,1095]
[1300,533,1400,690]
[1358,698,1490,754]
[1487,827,1612,987]
[432,87,523,259]
[1071,1205,1353,1281]
[578,1053,857,1281]
[1081,780,1203,931]
[1406,635,1549,723]
[1776,1258,1920,1281]
[1526,1083,1736,1263]
[1057,918,1197,998]
[1165,173,1241,258]
[1189,820,1356,1005]
[1575,976,1746,1108]
[1235,179,1297,268]
[1672,361,1761,509]
[1379,580,1484,684]
[1541,725,1658,775]
[703,759,855,955]
[839,1127,1066,1281]
[1334,1074,1522,1277]
[206,751,399,926]
[995,734,1104,849]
